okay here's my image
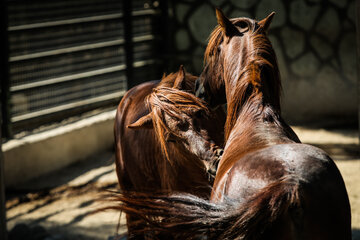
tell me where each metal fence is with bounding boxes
[1,0,164,138]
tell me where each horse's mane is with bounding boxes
[146,86,210,162]
[204,25,224,64]
[204,19,282,140]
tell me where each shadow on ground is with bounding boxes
[8,222,126,240]
[353,229,360,240]
[8,224,360,240]
[6,151,115,195]
[313,144,360,159]
[6,150,121,240]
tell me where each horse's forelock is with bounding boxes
[204,19,280,94]
[146,87,210,162]
[149,87,209,117]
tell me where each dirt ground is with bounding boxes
[5,151,125,240]
[336,159,360,238]
[4,127,360,240]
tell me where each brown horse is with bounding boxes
[114,66,225,238]
[111,10,351,240]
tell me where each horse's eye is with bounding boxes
[238,21,248,31]
[177,121,189,131]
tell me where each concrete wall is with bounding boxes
[169,0,357,125]
[2,111,115,188]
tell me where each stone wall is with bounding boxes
[168,0,357,125]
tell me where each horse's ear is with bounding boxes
[161,72,167,79]
[173,65,186,90]
[215,8,237,37]
[258,12,275,33]
[127,113,153,129]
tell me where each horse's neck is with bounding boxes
[224,99,297,158]
[212,102,286,200]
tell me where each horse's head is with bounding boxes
[195,9,280,111]
[128,66,223,178]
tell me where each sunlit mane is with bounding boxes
[204,18,282,139]
[204,25,223,63]
[146,87,210,162]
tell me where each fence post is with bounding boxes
[357,0,360,141]
[158,0,173,73]
[1,0,12,139]
[0,0,8,237]
[122,0,134,90]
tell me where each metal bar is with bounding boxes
[9,39,125,62]
[132,9,157,17]
[133,59,155,68]
[20,78,124,107]
[133,35,155,43]
[11,64,126,92]
[1,0,12,139]
[122,0,134,89]
[8,13,123,31]
[11,58,155,92]
[11,90,125,123]
[357,0,360,141]
[9,35,153,63]
[158,0,172,72]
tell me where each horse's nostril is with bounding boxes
[216,149,224,157]
[207,166,217,179]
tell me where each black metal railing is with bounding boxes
[1,0,164,138]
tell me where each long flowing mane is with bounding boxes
[204,19,282,139]
[146,87,210,162]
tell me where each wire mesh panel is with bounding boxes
[5,0,163,135]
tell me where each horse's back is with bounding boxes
[265,144,351,239]
[219,143,352,239]
[114,80,161,191]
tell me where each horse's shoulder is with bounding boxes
[224,143,334,183]
[258,144,338,183]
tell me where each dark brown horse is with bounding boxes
[114,66,225,238]
[111,10,351,240]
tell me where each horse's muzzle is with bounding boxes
[207,148,223,182]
